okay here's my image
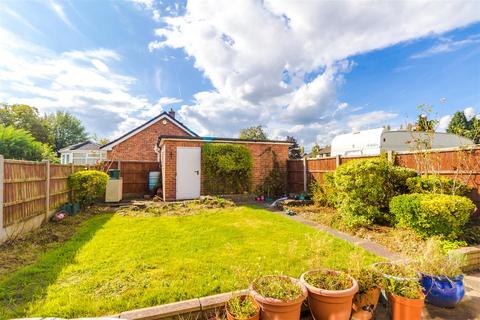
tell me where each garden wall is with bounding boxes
[287,147,480,202]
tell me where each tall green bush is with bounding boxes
[0,125,56,161]
[333,158,417,227]
[310,172,336,207]
[202,143,253,194]
[406,175,472,196]
[390,193,475,238]
[68,170,109,207]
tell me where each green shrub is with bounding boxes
[68,170,109,207]
[390,193,475,238]
[310,172,336,207]
[333,158,417,227]
[406,175,472,196]
[202,143,253,194]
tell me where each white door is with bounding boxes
[176,147,201,200]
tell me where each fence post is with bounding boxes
[303,157,307,192]
[387,150,394,164]
[335,155,341,168]
[44,160,50,222]
[0,155,4,231]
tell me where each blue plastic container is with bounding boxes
[148,171,161,192]
[420,273,464,308]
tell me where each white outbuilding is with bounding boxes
[330,128,474,156]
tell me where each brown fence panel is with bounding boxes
[119,161,160,197]
[287,147,480,201]
[3,160,47,226]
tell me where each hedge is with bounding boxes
[406,175,472,196]
[310,172,336,208]
[68,170,109,207]
[333,157,417,227]
[202,143,253,194]
[390,193,475,238]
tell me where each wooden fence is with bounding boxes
[287,147,480,201]
[0,157,159,243]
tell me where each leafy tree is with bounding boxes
[447,110,480,143]
[0,125,53,161]
[414,104,438,132]
[239,125,267,140]
[286,136,303,159]
[309,143,321,158]
[0,104,50,143]
[46,111,88,152]
[91,133,110,146]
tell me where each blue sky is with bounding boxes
[0,0,479,148]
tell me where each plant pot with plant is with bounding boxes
[250,275,307,320]
[413,239,466,308]
[386,277,425,320]
[349,265,384,316]
[226,295,260,320]
[372,261,419,281]
[300,269,358,320]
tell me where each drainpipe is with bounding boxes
[303,156,307,193]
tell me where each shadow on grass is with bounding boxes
[0,213,113,319]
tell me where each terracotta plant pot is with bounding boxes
[300,270,359,320]
[387,292,425,320]
[226,295,260,320]
[250,276,307,320]
[353,287,381,312]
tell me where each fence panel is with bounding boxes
[287,148,480,201]
[119,161,160,196]
[3,160,47,226]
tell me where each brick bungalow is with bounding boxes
[101,110,291,200]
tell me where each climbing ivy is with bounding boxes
[202,143,253,194]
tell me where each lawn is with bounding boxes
[0,205,379,318]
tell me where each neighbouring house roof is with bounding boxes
[318,145,331,154]
[59,140,101,153]
[100,112,198,151]
[157,135,293,146]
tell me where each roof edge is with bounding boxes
[101,112,198,150]
[158,135,292,145]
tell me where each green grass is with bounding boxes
[0,206,379,318]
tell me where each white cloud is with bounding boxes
[0,27,157,138]
[151,0,480,145]
[438,114,453,132]
[49,1,75,29]
[464,107,476,121]
[347,111,398,132]
[157,97,182,105]
[130,0,161,22]
[411,34,480,59]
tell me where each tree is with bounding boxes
[0,104,50,143]
[286,136,303,159]
[447,111,469,136]
[414,104,438,132]
[0,125,56,161]
[91,133,110,146]
[46,111,88,152]
[309,143,321,158]
[446,110,480,143]
[239,125,267,140]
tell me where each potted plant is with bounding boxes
[386,277,425,320]
[226,295,260,320]
[348,265,384,316]
[372,261,418,281]
[299,269,358,320]
[250,275,307,320]
[413,239,466,308]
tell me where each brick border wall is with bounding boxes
[160,140,289,201]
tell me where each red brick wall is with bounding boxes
[160,140,289,200]
[107,118,193,161]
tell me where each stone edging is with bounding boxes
[114,289,248,320]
